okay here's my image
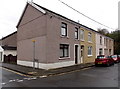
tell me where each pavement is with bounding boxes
[1,62,95,77]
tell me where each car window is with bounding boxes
[106,56,111,58]
[97,56,105,59]
[111,55,117,58]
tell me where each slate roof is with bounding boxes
[16,2,113,40]
[2,46,17,50]
[2,31,17,40]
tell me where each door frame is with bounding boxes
[74,44,80,64]
[81,45,84,63]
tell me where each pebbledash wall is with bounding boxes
[17,2,81,70]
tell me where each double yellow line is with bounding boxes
[0,67,33,77]
[48,67,92,77]
[0,66,92,78]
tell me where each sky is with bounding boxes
[0,0,119,38]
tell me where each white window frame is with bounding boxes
[75,27,79,40]
[88,32,92,42]
[61,22,68,37]
[88,46,92,56]
[100,36,102,45]
[104,38,106,46]
[80,29,84,41]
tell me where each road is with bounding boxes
[1,63,119,87]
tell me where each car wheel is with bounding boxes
[106,63,110,67]
[112,62,114,65]
[95,64,98,67]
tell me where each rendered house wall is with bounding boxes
[80,27,96,63]
[17,3,81,69]
[96,33,114,56]
[17,4,47,63]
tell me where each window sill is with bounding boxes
[75,39,79,41]
[81,39,85,42]
[60,36,69,39]
[59,57,70,60]
[88,55,93,57]
[88,41,92,43]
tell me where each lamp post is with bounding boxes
[32,40,35,69]
[118,30,120,55]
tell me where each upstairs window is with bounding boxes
[75,27,79,39]
[104,38,106,46]
[88,32,92,42]
[80,30,84,40]
[100,36,102,45]
[61,22,67,37]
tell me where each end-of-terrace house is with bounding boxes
[96,32,114,56]
[0,31,17,63]
[80,25,96,64]
[16,2,81,69]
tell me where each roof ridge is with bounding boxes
[2,31,17,40]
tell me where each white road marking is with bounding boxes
[1,83,6,85]
[26,78,32,80]
[23,77,37,80]
[39,75,47,78]
[16,79,19,81]
[9,80,15,82]
[17,80,23,82]
[24,78,29,80]
[1,65,93,86]
[30,77,37,80]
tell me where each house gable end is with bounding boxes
[16,3,29,28]
[2,32,17,47]
[16,2,46,28]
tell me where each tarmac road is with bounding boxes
[1,63,119,88]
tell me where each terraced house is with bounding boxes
[16,2,114,69]
[96,33,114,56]
[0,31,17,63]
[80,25,96,64]
[17,2,81,69]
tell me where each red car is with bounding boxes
[95,55,114,66]
[118,55,120,62]
[111,55,120,63]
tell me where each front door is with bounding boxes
[81,45,84,63]
[75,45,78,64]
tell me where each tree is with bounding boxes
[97,28,120,54]
[97,28,109,35]
[107,30,120,54]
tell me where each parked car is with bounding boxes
[118,55,120,62]
[95,55,114,67]
[111,55,120,63]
